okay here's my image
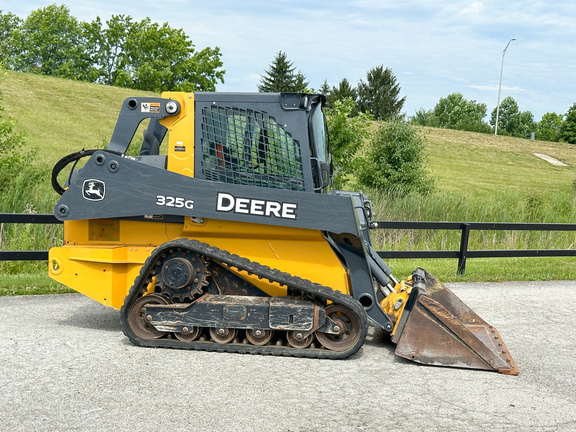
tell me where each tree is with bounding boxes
[328,78,357,111]
[318,80,331,98]
[559,103,576,144]
[115,18,224,92]
[83,14,133,85]
[517,110,536,138]
[324,98,372,189]
[6,8,224,92]
[411,93,491,133]
[357,66,406,120]
[356,121,433,195]
[490,96,535,138]
[430,93,491,133]
[410,108,435,127]
[10,5,87,79]
[258,51,309,93]
[0,11,22,65]
[294,71,310,93]
[536,112,563,142]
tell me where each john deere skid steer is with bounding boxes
[49,92,518,374]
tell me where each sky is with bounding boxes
[5,0,576,121]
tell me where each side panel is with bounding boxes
[49,245,152,308]
[49,219,184,308]
[49,218,351,309]
[182,219,350,298]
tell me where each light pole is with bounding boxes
[494,38,516,135]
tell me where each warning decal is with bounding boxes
[141,102,161,113]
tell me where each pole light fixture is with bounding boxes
[494,38,516,136]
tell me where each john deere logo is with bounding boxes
[82,179,105,201]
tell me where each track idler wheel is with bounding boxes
[127,294,170,340]
[155,250,210,302]
[316,304,362,352]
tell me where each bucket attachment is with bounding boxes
[391,269,518,375]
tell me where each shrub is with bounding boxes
[356,121,434,196]
[324,98,372,189]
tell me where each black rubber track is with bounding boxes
[120,238,368,359]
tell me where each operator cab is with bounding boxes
[194,92,331,194]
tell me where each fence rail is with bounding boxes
[0,213,61,262]
[1,214,575,274]
[373,221,576,274]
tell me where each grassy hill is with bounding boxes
[1,71,575,289]
[4,71,575,199]
[2,71,154,163]
[425,127,576,199]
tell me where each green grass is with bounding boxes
[2,71,154,162]
[0,273,73,296]
[422,127,576,198]
[387,257,576,283]
[369,189,576,251]
[0,71,575,290]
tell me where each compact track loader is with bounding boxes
[49,92,518,374]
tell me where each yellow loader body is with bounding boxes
[50,218,350,309]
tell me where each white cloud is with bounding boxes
[460,2,484,15]
[467,85,523,92]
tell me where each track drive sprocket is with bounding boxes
[153,250,210,302]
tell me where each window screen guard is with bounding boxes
[200,105,306,191]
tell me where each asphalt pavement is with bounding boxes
[1,280,575,431]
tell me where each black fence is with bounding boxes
[0,213,61,262]
[373,221,576,274]
[1,214,575,274]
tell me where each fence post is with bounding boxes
[457,223,471,275]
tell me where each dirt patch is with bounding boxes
[533,153,568,166]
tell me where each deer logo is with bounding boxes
[82,179,106,201]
